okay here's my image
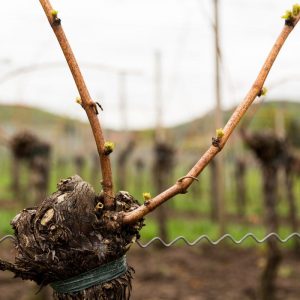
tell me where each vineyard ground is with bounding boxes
[0,245,299,300]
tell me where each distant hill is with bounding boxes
[0,104,96,156]
[1,100,300,156]
[170,100,300,150]
[0,104,155,160]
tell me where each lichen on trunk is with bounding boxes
[0,175,144,299]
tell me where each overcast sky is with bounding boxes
[0,0,300,129]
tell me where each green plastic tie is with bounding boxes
[50,256,127,294]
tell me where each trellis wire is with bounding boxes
[136,232,300,248]
[1,233,300,248]
[0,235,15,243]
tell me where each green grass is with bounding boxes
[0,210,16,235]
[1,152,300,250]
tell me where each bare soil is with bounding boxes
[128,245,300,300]
[0,244,299,300]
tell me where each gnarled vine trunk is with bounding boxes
[153,142,175,244]
[241,130,283,300]
[10,131,51,206]
[285,154,300,254]
[0,176,143,300]
[260,165,281,300]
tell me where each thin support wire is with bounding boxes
[136,232,300,248]
[2,233,300,248]
[0,235,15,244]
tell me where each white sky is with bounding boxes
[0,0,300,129]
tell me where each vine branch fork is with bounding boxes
[38,0,300,223]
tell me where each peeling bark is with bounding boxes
[0,176,143,299]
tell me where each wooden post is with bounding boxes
[154,51,164,143]
[119,71,128,134]
[116,71,136,191]
[152,51,174,244]
[213,0,226,234]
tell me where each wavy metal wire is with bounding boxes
[1,233,300,248]
[136,232,300,248]
[0,235,15,244]
[0,235,16,244]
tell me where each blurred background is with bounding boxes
[1,0,300,299]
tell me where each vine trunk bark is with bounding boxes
[260,165,281,300]
[0,176,144,300]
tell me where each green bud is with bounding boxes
[282,4,300,23]
[51,10,58,17]
[282,10,293,20]
[103,141,115,155]
[76,96,82,105]
[292,4,300,16]
[261,87,268,96]
[216,128,224,139]
[143,192,151,201]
